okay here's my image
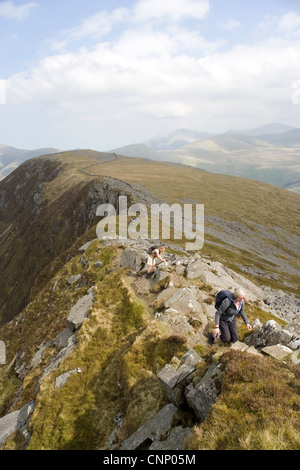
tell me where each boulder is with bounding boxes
[0,341,6,365]
[53,328,76,350]
[66,291,94,332]
[0,401,35,447]
[244,319,297,350]
[230,341,261,356]
[185,362,222,422]
[67,274,82,285]
[185,260,205,279]
[157,349,203,407]
[148,426,191,450]
[120,403,179,450]
[165,287,202,315]
[261,344,293,360]
[30,341,51,369]
[78,241,92,253]
[55,368,82,390]
[120,249,145,272]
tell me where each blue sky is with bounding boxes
[0,0,300,150]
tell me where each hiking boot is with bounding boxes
[146,273,152,279]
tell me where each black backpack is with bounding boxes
[215,290,232,309]
[147,245,158,255]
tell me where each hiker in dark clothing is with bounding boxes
[146,246,166,278]
[214,288,252,343]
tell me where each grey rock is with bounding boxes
[120,403,179,450]
[157,349,202,407]
[185,260,204,279]
[120,249,145,272]
[78,241,92,253]
[93,260,103,268]
[245,319,298,351]
[0,340,6,365]
[261,344,293,360]
[185,363,222,422]
[53,328,75,350]
[67,274,82,285]
[55,368,81,389]
[30,342,51,369]
[0,401,35,447]
[148,426,191,450]
[66,291,94,332]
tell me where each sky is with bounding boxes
[0,0,300,151]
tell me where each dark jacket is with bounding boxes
[215,293,249,326]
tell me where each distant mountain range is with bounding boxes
[2,123,300,192]
[0,145,61,180]
[111,123,300,193]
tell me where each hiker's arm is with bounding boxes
[239,302,252,330]
[154,250,166,262]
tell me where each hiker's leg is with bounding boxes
[229,319,239,343]
[147,255,156,277]
[219,319,231,342]
[147,255,154,273]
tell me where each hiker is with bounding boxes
[214,288,252,344]
[146,246,166,278]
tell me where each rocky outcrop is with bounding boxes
[119,403,191,451]
[157,349,203,407]
[1,237,299,450]
[244,319,298,351]
[0,401,34,447]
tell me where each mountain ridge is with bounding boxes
[0,151,299,450]
[111,123,300,193]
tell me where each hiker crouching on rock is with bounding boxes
[146,246,166,278]
[214,288,252,344]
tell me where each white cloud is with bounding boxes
[3,1,300,149]
[50,7,129,52]
[0,1,38,20]
[63,7,129,42]
[278,11,300,35]
[132,0,210,23]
